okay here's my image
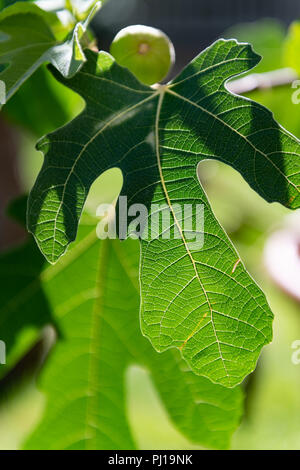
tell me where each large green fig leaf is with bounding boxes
[0,203,243,450]
[0,0,100,102]
[28,40,300,386]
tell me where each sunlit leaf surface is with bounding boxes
[28,40,300,386]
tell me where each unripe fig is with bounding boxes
[110,25,175,85]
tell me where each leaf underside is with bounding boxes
[28,39,300,386]
[0,204,243,450]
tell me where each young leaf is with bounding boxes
[0,204,243,450]
[0,0,100,102]
[27,40,300,386]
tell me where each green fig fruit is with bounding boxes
[110,25,175,85]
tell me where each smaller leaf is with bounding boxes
[0,2,56,101]
[0,0,101,102]
[44,2,100,78]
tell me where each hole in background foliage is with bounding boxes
[85,167,123,214]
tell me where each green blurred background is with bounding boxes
[0,0,300,450]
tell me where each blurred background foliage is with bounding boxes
[0,0,300,450]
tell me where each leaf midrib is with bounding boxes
[84,239,109,449]
[155,86,230,380]
[112,242,233,414]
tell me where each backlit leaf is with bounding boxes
[27,40,300,386]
